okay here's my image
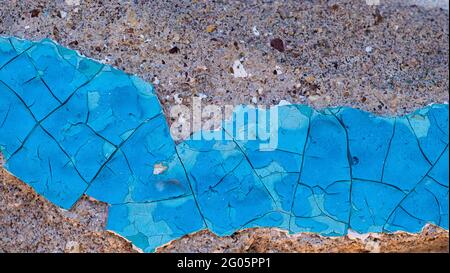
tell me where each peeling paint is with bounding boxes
[0,37,448,252]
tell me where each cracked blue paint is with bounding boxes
[0,37,448,252]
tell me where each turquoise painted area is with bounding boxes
[0,37,448,252]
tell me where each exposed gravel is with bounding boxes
[0,0,448,117]
[0,0,448,252]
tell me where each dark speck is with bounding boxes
[373,9,383,25]
[68,40,78,47]
[233,41,239,50]
[270,38,285,52]
[31,9,40,18]
[169,46,180,54]
[330,4,339,11]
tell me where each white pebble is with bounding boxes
[65,0,80,6]
[197,93,207,100]
[252,26,260,37]
[174,94,183,104]
[232,60,248,78]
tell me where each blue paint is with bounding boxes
[0,37,448,252]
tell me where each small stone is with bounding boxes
[274,65,283,75]
[65,241,80,253]
[252,26,260,36]
[308,95,320,102]
[330,4,339,11]
[30,9,41,17]
[206,25,216,33]
[366,0,381,6]
[305,75,316,84]
[65,0,80,6]
[270,38,285,52]
[197,93,207,100]
[232,60,248,78]
[365,46,373,53]
[278,100,291,106]
[169,46,180,54]
[174,94,183,104]
[195,65,208,72]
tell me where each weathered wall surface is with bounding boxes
[0,0,448,252]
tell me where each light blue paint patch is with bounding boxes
[0,37,448,252]
[87,91,101,110]
[107,195,205,252]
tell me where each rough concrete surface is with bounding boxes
[157,225,449,253]
[0,0,448,252]
[0,167,136,253]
